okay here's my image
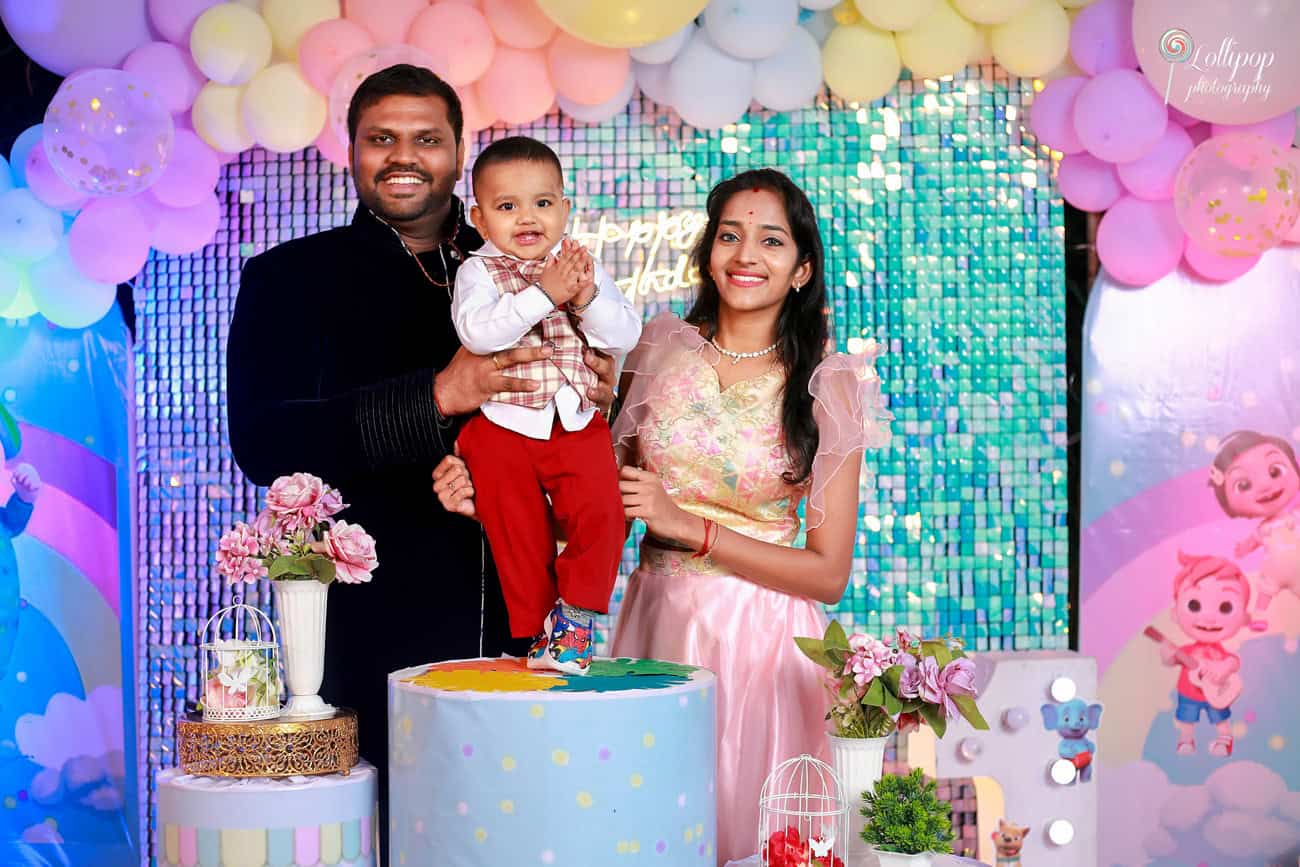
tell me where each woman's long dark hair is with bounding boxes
[686,168,828,485]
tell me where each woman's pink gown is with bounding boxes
[610,315,891,865]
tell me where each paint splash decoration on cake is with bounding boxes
[403,657,699,693]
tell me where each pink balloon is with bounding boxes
[327,45,441,148]
[1029,76,1086,154]
[313,125,350,168]
[547,33,631,107]
[1211,112,1298,149]
[1096,196,1185,285]
[481,0,556,50]
[3,0,153,76]
[123,42,206,114]
[1073,69,1168,163]
[298,19,376,94]
[148,0,221,45]
[459,83,497,134]
[1174,133,1300,257]
[1183,241,1261,282]
[344,0,428,45]
[150,130,220,208]
[1133,0,1300,125]
[1057,153,1123,211]
[1117,124,1193,200]
[476,46,555,125]
[24,147,90,212]
[1068,0,1136,75]
[407,4,496,87]
[143,192,221,255]
[68,198,151,283]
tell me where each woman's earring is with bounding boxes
[793,283,802,293]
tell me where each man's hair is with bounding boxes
[470,136,564,194]
[346,64,463,146]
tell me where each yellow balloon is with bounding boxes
[952,0,1030,24]
[854,0,937,32]
[969,23,994,64]
[190,3,273,86]
[242,63,327,153]
[534,0,709,48]
[261,0,339,61]
[896,1,978,80]
[193,82,255,154]
[991,0,1069,78]
[0,283,38,320]
[1058,0,1090,7]
[822,23,900,104]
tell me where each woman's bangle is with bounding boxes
[691,518,714,559]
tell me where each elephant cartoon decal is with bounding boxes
[1041,698,1103,783]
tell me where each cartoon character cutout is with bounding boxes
[1040,698,1103,782]
[1146,552,1250,758]
[991,818,1029,866]
[1210,430,1300,613]
[0,405,40,685]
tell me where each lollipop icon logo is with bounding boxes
[1159,28,1193,63]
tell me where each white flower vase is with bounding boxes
[828,734,887,866]
[275,579,335,720]
[873,852,932,867]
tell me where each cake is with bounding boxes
[155,760,377,866]
[389,657,717,865]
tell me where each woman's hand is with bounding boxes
[619,465,693,543]
[432,450,477,520]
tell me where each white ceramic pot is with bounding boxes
[828,734,887,864]
[873,851,932,867]
[275,579,335,720]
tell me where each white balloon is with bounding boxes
[559,72,636,124]
[0,259,23,313]
[799,0,840,9]
[29,243,117,330]
[667,29,755,129]
[702,0,800,60]
[634,59,675,107]
[0,189,61,265]
[629,22,694,65]
[754,27,822,111]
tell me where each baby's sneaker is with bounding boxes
[532,601,594,676]
[524,632,550,669]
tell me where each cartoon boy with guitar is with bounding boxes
[1145,552,1253,758]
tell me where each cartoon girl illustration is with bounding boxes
[1210,430,1300,612]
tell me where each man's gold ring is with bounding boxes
[491,353,504,370]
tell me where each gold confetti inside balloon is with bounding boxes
[42,68,174,198]
[1174,133,1300,258]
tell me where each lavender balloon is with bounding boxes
[43,68,174,198]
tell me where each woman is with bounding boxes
[435,169,891,863]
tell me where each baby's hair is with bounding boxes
[1209,430,1300,516]
[1173,551,1250,607]
[471,135,564,195]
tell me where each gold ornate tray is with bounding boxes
[176,708,358,778]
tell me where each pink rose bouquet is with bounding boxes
[215,473,377,585]
[796,621,988,738]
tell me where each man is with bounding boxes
[226,64,614,848]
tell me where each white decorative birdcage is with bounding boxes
[199,602,282,723]
[759,754,849,867]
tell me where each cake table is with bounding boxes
[389,657,717,865]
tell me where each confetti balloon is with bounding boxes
[42,68,175,197]
[1174,133,1300,258]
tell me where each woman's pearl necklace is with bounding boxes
[710,337,779,365]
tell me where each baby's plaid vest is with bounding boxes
[480,256,597,411]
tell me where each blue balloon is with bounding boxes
[0,155,12,195]
[8,125,43,188]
